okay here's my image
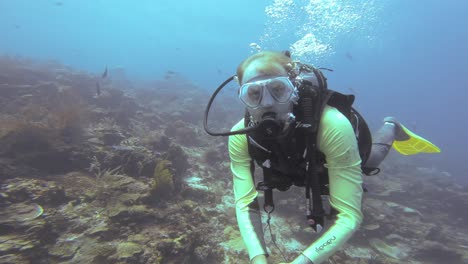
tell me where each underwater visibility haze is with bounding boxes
[0,0,467,263]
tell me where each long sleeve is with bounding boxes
[302,106,363,263]
[228,119,267,260]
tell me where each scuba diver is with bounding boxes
[204,51,440,264]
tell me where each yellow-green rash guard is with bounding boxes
[228,105,363,264]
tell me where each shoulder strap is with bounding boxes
[326,90,373,171]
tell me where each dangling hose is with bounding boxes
[299,84,325,231]
[203,75,257,136]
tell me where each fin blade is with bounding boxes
[392,124,441,155]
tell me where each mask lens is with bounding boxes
[240,83,263,108]
[239,77,294,108]
[267,78,293,103]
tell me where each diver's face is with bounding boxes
[240,66,296,125]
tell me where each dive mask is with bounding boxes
[239,76,296,109]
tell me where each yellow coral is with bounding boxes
[151,160,174,198]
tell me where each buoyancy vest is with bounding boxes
[244,88,377,230]
[245,89,374,193]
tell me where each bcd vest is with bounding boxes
[245,90,375,195]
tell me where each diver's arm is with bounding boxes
[229,119,268,262]
[299,106,363,264]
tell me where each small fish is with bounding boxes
[345,52,354,61]
[164,70,176,80]
[96,81,101,96]
[101,66,108,78]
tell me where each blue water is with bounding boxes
[1,0,467,180]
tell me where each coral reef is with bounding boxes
[0,56,467,264]
[0,57,228,263]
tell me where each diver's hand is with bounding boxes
[252,254,268,264]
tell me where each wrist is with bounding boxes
[291,253,313,264]
[251,254,267,264]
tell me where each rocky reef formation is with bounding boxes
[0,56,233,263]
[0,56,467,263]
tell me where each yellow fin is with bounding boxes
[392,124,441,155]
